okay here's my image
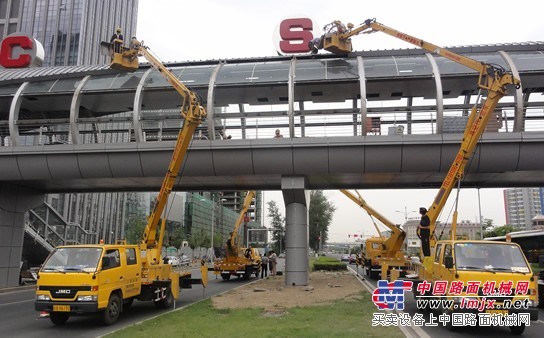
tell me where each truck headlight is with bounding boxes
[77,295,97,302]
[36,294,50,301]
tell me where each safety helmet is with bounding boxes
[116,27,122,33]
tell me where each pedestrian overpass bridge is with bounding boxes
[1,42,544,287]
[1,133,544,192]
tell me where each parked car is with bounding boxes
[340,254,350,262]
[166,256,181,267]
[180,255,191,266]
[349,254,357,264]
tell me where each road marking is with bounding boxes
[348,266,431,338]
[0,299,34,306]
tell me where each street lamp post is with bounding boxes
[395,206,417,222]
[210,196,215,250]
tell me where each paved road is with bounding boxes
[0,266,259,338]
[351,264,544,337]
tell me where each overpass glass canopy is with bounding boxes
[0,42,543,146]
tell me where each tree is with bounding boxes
[125,216,147,244]
[484,224,520,238]
[169,223,186,248]
[309,190,336,252]
[267,200,285,253]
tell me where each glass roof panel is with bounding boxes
[362,57,401,78]
[295,58,358,81]
[49,78,81,92]
[0,84,23,96]
[144,65,216,88]
[508,51,544,72]
[216,61,291,84]
[22,80,57,93]
[391,56,432,77]
[110,70,147,90]
[82,74,117,91]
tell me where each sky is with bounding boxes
[136,0,544,242]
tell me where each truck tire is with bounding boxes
[510,324,525,335]
[221,273,231,281]
[243,268,251,280]
[102,293,121,325]
[49,312,69,325]
[154,289,174,309]
[370,270,379,280]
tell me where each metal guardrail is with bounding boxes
[6,102,543,146]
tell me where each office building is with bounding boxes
[504,188,544,230]
[0,0,138,66]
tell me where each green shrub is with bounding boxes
[313,259,347,271]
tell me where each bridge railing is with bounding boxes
[5,100,544,145]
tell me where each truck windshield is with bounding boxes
[42,247,102,273]
[454,243,530,273]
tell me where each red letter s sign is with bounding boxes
[279,18,314,54]
[0,35,33,68]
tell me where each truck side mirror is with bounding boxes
[444,256,454,269]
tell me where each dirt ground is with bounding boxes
[211,271,365,310]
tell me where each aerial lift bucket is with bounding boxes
[100,41,138,72]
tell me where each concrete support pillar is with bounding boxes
[0,184,43,288]
[281,176,309,286]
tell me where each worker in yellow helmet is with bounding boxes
[110,27,124,53]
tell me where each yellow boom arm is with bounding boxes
[325,19,519,249]
[109,39,207,261]
[340,189,405,253]
[228,191,256,250]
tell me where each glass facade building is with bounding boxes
[504,188,544,230]
[13,0,138,66]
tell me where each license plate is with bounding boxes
[53,305,70,312]
[486,309,507,316]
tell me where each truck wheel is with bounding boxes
[102,293,121,325]
[154,289,174,309]
[49,312,69,325]
[370,270,379,280]
[510,324,525,335]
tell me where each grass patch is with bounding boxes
[312,255,347,271]
[106,292,404,338]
